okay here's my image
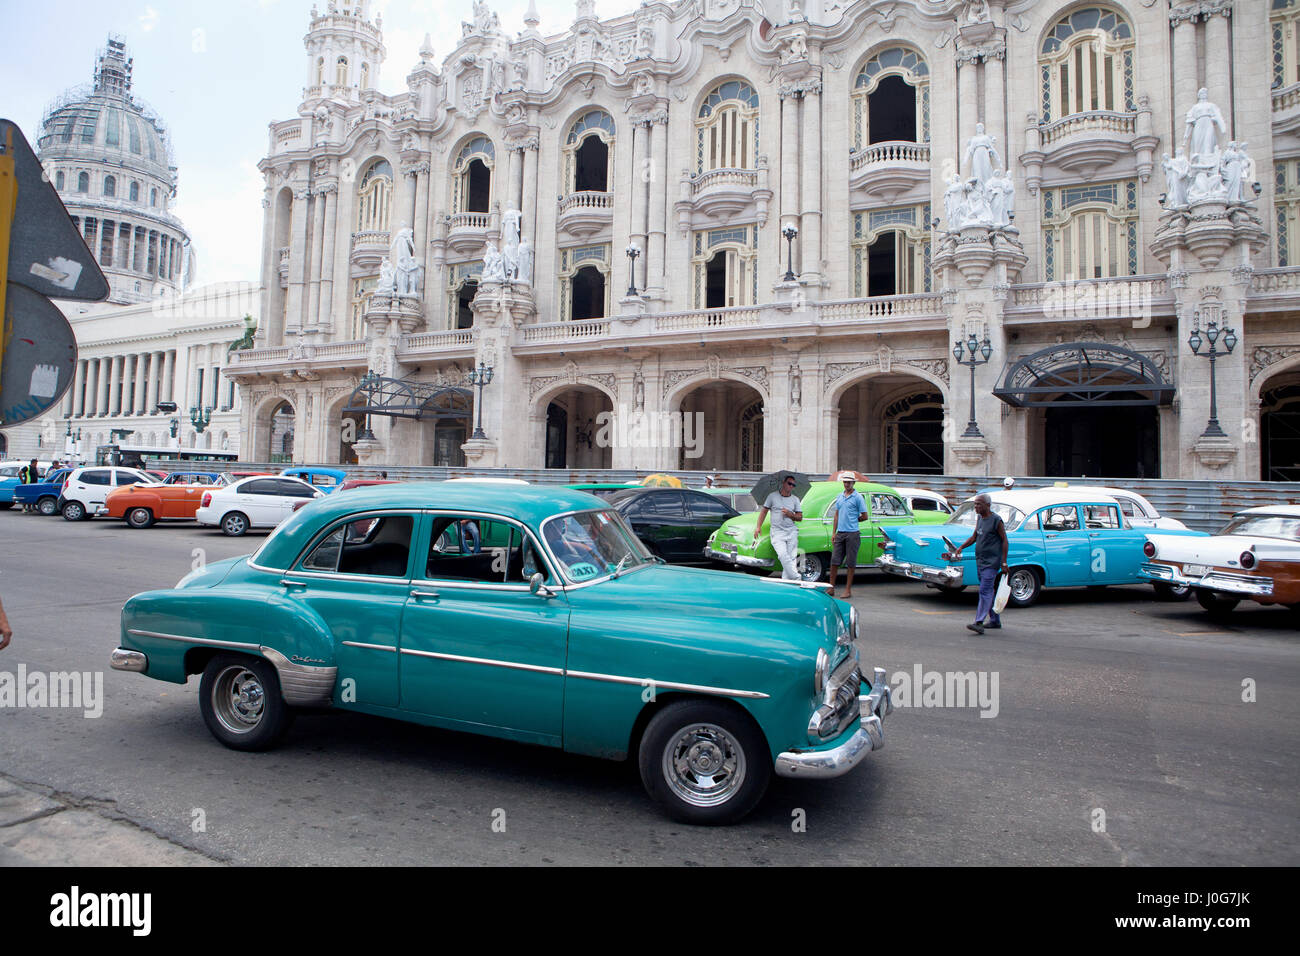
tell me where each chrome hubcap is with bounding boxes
[662,722,746,807]
[797,555,821,581]
[1009,570,1034,601]
[213,666,264,734]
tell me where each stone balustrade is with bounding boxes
[558,191,614,213]
[1039,110,1137,146]
[849,140,931,171]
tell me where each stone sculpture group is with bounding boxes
[1161,89,1255,208]
[942,123,1016,230]
[375,225,424,297]
[481,207,534,285]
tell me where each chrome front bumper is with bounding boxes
[775,667,893,779]
[704,545,774,569]
[1141,562,1274,597]
[110,647,148,672]
[875,552,964,587]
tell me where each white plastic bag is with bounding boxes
[992,572,1011,614]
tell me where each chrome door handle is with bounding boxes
[280,578,307,590]
[410,590,440,600]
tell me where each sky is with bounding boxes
[0,0,641,285]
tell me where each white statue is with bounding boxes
[500,208,522,278]
[510,58,528,91]
[987,169,1014,227]
[943,174,966,229]
[1184,88,1226,162]
[375,258,397,295]
[516,237,534,285]
[1220,141,1249,204]
[965,0,991,24]
[964,123,1001,188]
[1187,162,1226,204]
[482,240,506,282]
[961,178,992,225]
[636,22,655,58]
[1161,149,1191,208]
[783,29,809,63]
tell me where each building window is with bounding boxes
[452,136,495,214]
[78,108,99,143]
[1041,180,1139,280]
[104,175,116,197]
[77,172,89,193]
[852,204,932,296]
[150,188,158,207]
[852,47,930,150]
[55,171,64,190]
[104,108,121,147]
[360,62,369,90]
[696,80,760,173]
[1039,7,1135,123]
[336,56,348,87]
[447,262,483,329]
[692,226,758,309]
[1274,0,1300,89]
[128,117,142,154]
[1275,158,1300,266]
[557,245,611,321]
[316,56,325,87]
[350,277,378,339]
[565,110,615,193]
[356,160,393,233]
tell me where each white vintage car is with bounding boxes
[892,487,953,515]
[1051,485,1188,530]
[1140,505,1300,617]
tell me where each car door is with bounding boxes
[866,492,911,566]
[1037,504,1090,585]
[683,491,738,560]
[625,492,688,561]
[275,479,320,523]
[1082,503,1139,582]
[279,512,417,708]
[397,513,569,745]
[78,469,114,509]
[238,479,280,525]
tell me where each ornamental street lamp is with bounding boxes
[190,405,213,434]
[357,370,377,440]
[625,243,642,297]
[1188,309,1237,438]
[467,361,495,440]
[782,223,799,282]
[952,332,993,438]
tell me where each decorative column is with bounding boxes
[71,359,87,417]
[1205,9,1232,136]
[162,349,176,404]
[131,353,144,416]
[126,225,137,274]
[958,57,979,146]
[285,188,311,332]
[83,359,97,417]
[983,51,1006,176]
[307,189,328,333]
[647,111,669,301]
[779,88,800,240]
[1172,12,1199,129]
[521,139,539,243]
[630,119,650,288]
[507,145,523,212]
[318,185,339,333]
[96,357,110,416]
[107,356,123,416]
[799,78,823,287]
[145,352,159,413]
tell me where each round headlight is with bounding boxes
[814,647,829,696]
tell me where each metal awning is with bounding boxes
[994,342,1175,408]
[343,374,473,420]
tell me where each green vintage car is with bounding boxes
[705,480,950,582]
[112,483,892,825]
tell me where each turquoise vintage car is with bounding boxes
[113,483,891,824]
[876,488,1208,606]
[705,480,950,582]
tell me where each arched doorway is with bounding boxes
[543,387,614,469]
[1043,398,1158,478]
[570,266,606,320]
[339,411,364,464]
[674,380,765,471]
[837,376,945,473]
[429,390,472,467]
[574,136,608,192]
[1261,377,1300,481]
[269,400,295,463]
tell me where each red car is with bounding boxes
[292,478,397,511]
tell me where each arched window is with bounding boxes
[739,400,764,473]
[360,62,369,90]
[129,181,139,202]
[558,245,610,321]
[356,159,393,233]
[696,80,760,173]
[1039,7,1135,122]
[103,175,116,197]
[692,226,757,309]
[852,48,930,150]
[336,57,349,87]
[150,188,158,207]
[1274,0,1300,89]
[127,117,141,154]
[852,204,932,296]
[55,171,65,190]
[452,137,495,214]
[1041,180,1139,280]
[565,111,615,193]
[77,172,89,192]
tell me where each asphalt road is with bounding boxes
[0,511,1296,866]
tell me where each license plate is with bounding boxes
[722,544,736,552]
[1183,563,1210,577]
[906,569,922,579]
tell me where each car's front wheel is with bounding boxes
[37,496,58,516]
[796,551,829,583]
[221,512,249,536]
[198,654,294,751]
[638,700,771,825]
[61,500,87,521]
[1006,566,1042,608]
[1195,589,1240,618]
[126,507,155,529]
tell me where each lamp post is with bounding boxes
[952,332,993,438]
[625,243,642,297]
[467,361,495,440]
[781,223,799,282]
[1188,309,1237,438]
[357,370,377,440]
[190,405,213,434]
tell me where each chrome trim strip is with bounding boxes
[260,646,337,706]
[564,670,770,700]
[399,648,565,676]
[340,641,397,653]
[283,570,414,585]
[125,628,259,651]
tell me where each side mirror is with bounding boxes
[529,572,555,598]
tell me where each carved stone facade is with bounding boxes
[222,0,1300,482]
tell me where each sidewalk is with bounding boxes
[0,774,221,866]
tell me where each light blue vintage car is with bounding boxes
[876,488,1207,607]
[113,483,892,824]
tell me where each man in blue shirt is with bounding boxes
[828,474,868,598]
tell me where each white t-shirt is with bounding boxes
[763,491,801,532]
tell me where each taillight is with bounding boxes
[201,492,212,508]
[1143,541,1156,558]
[62,479,69,493]
[1239,549,1256,570]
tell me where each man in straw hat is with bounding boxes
[828,472,868,598]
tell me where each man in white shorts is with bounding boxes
[755,473,804,580]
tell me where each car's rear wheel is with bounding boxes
[199,654,294,751]
[61,500,86,521]
[0,502,12,510]
[796,551,829,583]
[36,496,58,516]
[638,700,770,825]
[1006,566,1042,608]
[1152,582,1191,601]
[221,512,249,537]
[126,507,155,529]
[1195,589,1240,618]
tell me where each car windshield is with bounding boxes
[948,500,1025,530]
[540,510,654,583]
[1219,514,1300,541]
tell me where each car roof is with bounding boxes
[1234,504,1300,518]
[253,482,607,571]
[969,488,1121,510]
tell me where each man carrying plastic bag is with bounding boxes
[948,493,1010,635]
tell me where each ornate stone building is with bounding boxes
[228,0,1300,481]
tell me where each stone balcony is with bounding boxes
[556,191,614,240]
[675,163,773,232]
[1020,103,1157,191]
[350,231,389,271]
[397,329,476,363]
[446,211,492,254]
[226,339,368,380]
[1273,82,1300,146]
[849,140,932,205]
[269,119,305,155]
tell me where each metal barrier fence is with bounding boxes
[145,459,1298,533]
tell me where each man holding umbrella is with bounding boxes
[753,471,807,581]
[828,471,869,598]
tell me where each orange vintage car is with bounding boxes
[104,480,210,528]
